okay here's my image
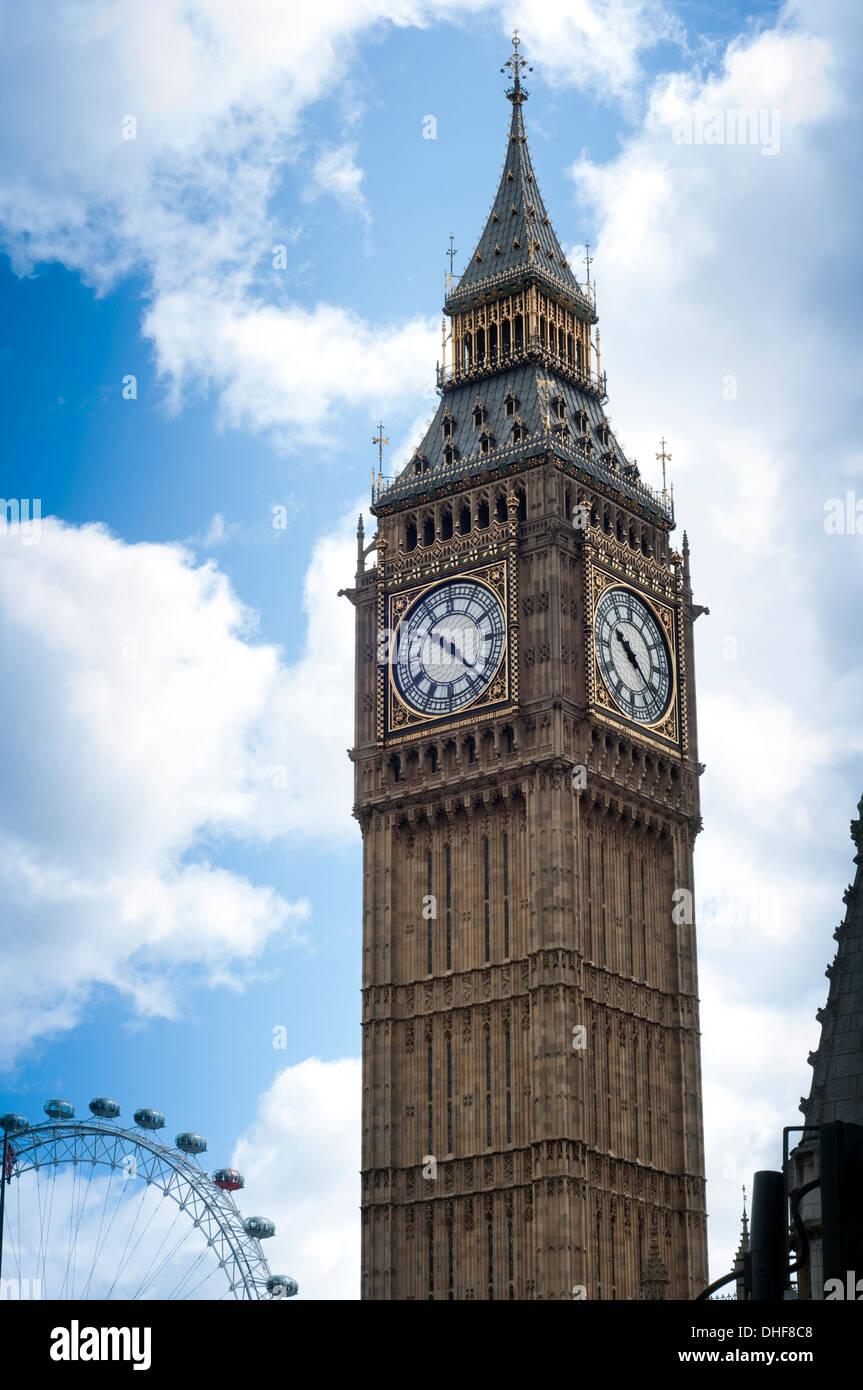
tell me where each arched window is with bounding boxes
[502,726,515,754]
[441,509,453,540]
[489,323,498,362]
[464,735,476,764]
[459,505,471,535]
[423,516,435,546]
[495,494,507,523]
[516,488,527,523]
[477,499,490,529]
[502,319,511,356]
[476,328,485,363]
[514,314,524,350]
[406,520,417,552]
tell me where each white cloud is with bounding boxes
[144,290,439,446]
[506,0,680,105]
[306,142,370,220]
[0,508,367,1065]
[0,0,674,448]
[191,512,233,547]
[233,1057,361,1299]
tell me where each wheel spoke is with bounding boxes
[5,1119,275,1301]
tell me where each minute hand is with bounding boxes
[615,628,646,680]
[433,629,478,670]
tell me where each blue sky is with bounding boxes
[0,0,861,1298]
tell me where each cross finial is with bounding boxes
[501,29,532,101]
[446,234,457,292]
[656,435,671,499]
[372,420,389,500]
[373,421,389,469]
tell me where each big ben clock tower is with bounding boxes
[344,33,708,1300]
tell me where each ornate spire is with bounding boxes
[447,34,587,310]
[377,34,672,524]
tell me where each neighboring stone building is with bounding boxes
[345,34,708,1299]
[789,793,863,1299]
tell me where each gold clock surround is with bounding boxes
[379,557,519,743]
[587,561,684,749]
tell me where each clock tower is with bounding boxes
[345,34,708,1300]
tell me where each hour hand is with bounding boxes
[434,628,477,669]
[615,628,644,678]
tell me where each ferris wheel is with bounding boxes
[0,1100,298,1301]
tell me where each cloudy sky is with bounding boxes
[0,0,861,1299]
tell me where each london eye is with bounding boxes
[0,1101,298,1300]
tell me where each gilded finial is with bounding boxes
[536,375,555,432]
[501,29,532,102]
[446,234,457,293]
[372,421,389,500]
[656,435,672,504]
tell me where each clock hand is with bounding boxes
[615,628,646,682]
[431,627,478,670]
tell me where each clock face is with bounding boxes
[392,578,506,718]
[594,586,672,725]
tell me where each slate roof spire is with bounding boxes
[446,31,585,310]
[374,32,673,524]
[799,791,863,1127]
